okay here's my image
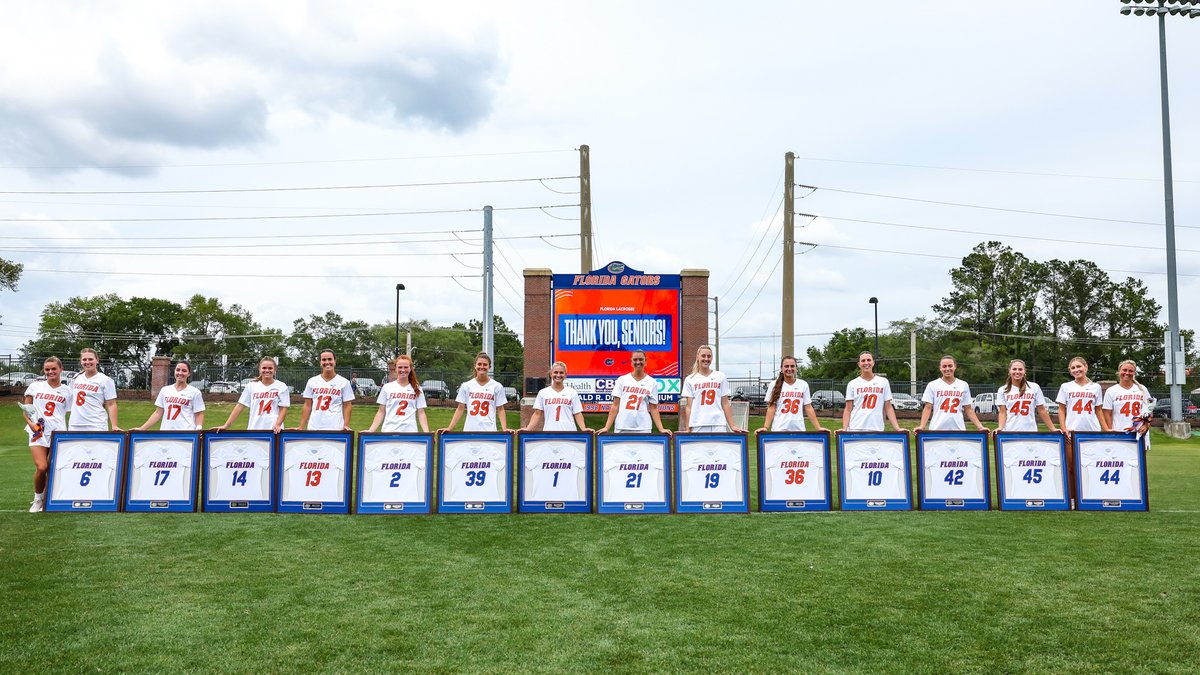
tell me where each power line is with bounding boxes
[724,252,785,333]
[0,149,577,171]
[19,268,477,280]
[0,248,481,259]
[719,172,784,297]
[0,176,578,196]
[722,217,783,314]
[797,184,1189,228]
[794,155,1200,184]
[0,232,577,251]
[0,203,579,223]
[796,212,1200,254]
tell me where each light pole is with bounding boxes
[868,297,879,358]
[1119,0,1197,435]
[709,296,720,369]
[394,283,405,357]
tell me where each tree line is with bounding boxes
[16,293,522,386]
[802,241,1195,386]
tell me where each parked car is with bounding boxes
[209,381,239,394]
[730,385,767,405]
[811,389,846,410]
[239,378,254,393]
[504,386,520,403]
[352,377,380,397]
[891,392,923,411]
[0,372,39,387]
[972,392,997,415]
[1044,399,1059,415]
[1153,398,1200,419]
[423,380,450,400]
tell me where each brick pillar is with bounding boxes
[522,268,553,427]
[680,269,710,380]
[150,355,172,401]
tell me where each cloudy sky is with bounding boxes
[1,0,1197,379]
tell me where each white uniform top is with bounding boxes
[998,382,1047,432]
[52,441,121,500]
[455,378,507,432]
[303,374,355,431]
[845,376,893,431]
[283,442,345,502]
[363,442,428,502]
[611,373,659,432]
[602,442,665,502]
[1055,381,1104,432]
[679,442,743,502]
[68,371,117,431]
[920,378,974,431]
[443,442,508,501]
[763,440,826,501]
[1000,440,1063,500]
[238,380,290,430]
[1102,383,1155,432]
[843,442,907,500]
[1079,442,1141,501]
[208,442,272,501]
[24,380,72,440]
[376,382,428,432]
[533,386,583,431]
[131,440,194,500]
[767,379,813,432]
[681,371,730,429]
[154,384,205,430]
[922,439,985,501]
[524,440,588,501]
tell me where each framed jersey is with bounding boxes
[836,432,912,511]
[1072,432,1149,511]
[674,434,748,513]
[596,434,671,514]
[203,431,276,512]
[45,431,127,512]
[757,431,832,512]
[518,432,593,513]
[277,431,353,514]
[916,430,991,511]
[995,432,1069,511]
[124,431,200,512]
[438,432,513,514]
[356,432,434,514]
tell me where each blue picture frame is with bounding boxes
[673,434,749,513]
[995,432,1070,511]
[203,431,276,513]
[518,432,593,513]
[438,432,514,514]
[757,431,832,512]
[45,431,127,512]
[1072,432,1149,511]
[276,431,353,514]
[124,431,200,512]
[596,434,672,514]
[355,432,434,514]
[916,430,992,511]
[836,432,913,511]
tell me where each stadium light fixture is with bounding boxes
[1119,0,1193,431]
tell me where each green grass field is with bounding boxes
[1,400,1197,673]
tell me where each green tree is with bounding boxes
[285,311,376,368]
[0,257,22,327]
[801,327,875,380]
[173,295,286,364]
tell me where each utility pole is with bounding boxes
[782,152,795,359]
[483,206,494,364]
[580,144,593,272]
